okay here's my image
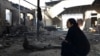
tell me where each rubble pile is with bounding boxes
[0,30,100,56]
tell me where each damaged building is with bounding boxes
[45,0,100,32]
[0,0,100,34]
[0,0,35,36]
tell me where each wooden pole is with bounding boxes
[37,0,40,37]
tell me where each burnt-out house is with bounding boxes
[45,0,100,31]
[0,0,35,35]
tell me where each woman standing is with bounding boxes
[61,18,90,56]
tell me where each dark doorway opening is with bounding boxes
[91,17,97,27]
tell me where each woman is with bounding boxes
[61,18,90,56]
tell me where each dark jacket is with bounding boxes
[61,26,90,56]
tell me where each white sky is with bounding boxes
[8,0,94,10]
[8,0,51,9]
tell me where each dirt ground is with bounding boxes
[0,31,100,56]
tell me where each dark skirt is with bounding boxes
[61,41,75,56]
[61,41,87,56]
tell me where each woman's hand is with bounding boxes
[59,36,65,40]
[59,35,66,40]
[60,37,68,43]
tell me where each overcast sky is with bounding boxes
[8,0,51,9]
